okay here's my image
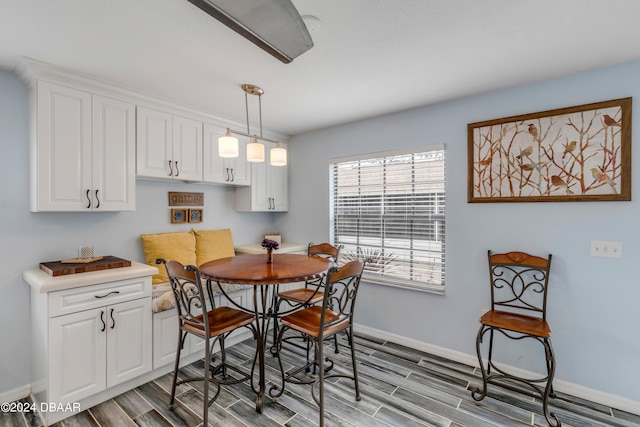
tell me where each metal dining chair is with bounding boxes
[470,250,560,427]
[270,260,365,427]
[271,242,342,362]
[157,259,257,427]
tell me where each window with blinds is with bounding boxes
[329,145,446,293]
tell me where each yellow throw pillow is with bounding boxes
[140,231,197,284]
[193,228,235,266]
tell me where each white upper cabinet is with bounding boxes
[32,81,135,212]
[92,95,136,211]
[136,107,203,182]
[202,123,250,186]
[235,141,288,212]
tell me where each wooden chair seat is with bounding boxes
[280,306,349,338]
[183,306,255,337]
[277,287,324,305]
[480,309,551,338]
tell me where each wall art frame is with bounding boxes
[170,208,188,224]
[188,208,203,223]
[468,97,632,203]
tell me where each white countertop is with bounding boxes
[234,243,308,255]
[23,261,158,293]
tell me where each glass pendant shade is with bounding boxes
[247,138,265,162]
[218,130,239,158]
[270,144,287,166]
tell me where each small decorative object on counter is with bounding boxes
[261,238,280,264]
[264,231,281,245]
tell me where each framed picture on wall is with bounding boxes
[170,208,188,223]
[468,97,632,202]
[188,208,203,223]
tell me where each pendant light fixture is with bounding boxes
[218,129,239,158]
[218,84,287,166]
[247,138,265,162]
[270,143,287,166]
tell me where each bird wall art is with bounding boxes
[468,98,631,202]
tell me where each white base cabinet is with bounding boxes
[24,263,155,425]
[49,298,151,404]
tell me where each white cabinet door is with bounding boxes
[202,123,250,186]
[34,81,92,211]
[235,141,288,211]
[230,140,251,186]
[251,155,271,211]
[106,298,152,386]
[270,145,288,211]
[152,309,181,369]
[92,95,136,211]
[136,106,173,179]
[49,297,152,403]
[172,115,203,182]
[49,308,107,404]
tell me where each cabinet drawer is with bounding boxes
[49,277,151,317]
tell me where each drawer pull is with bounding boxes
[94,291,120,299]
[100,311,106,332]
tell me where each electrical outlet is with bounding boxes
[590,240,622,258]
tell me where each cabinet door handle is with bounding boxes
[174,161,179,177]
[95,190,100,209]
[100,311,106,332]
[110,308,115,329]
[95,291,120,299]
[86,189,91,209]
[168,160,173,176]
[230,168,234,182]
[225,168,229,181]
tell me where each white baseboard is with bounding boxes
[354,323,640,416]
[5,324,637,417]
[0,384,30,405]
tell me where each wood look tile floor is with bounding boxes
[4,332,639,427]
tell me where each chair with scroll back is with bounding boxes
[271,243,342,361]
[156,259,257,427]
[269,260,365,427]
[470,250,560,427]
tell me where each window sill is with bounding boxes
[361,274,445,295]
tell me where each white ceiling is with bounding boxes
[2,0,640,136]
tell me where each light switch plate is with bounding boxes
[590,240,622,258]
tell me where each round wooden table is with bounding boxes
[199,253,332,412]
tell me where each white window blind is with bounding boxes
[329,145,446,293]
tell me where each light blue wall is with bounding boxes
[277,60,640,402]
[3,58,640,404]
[0,70,277,396]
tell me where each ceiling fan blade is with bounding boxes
[187,0,314,63]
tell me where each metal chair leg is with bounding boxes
[317,337,325,427]
[471,325,489,402]
[203,336,211,427]
[169,332,185,410]
[542,338,560,427]
[347,328,360,401]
